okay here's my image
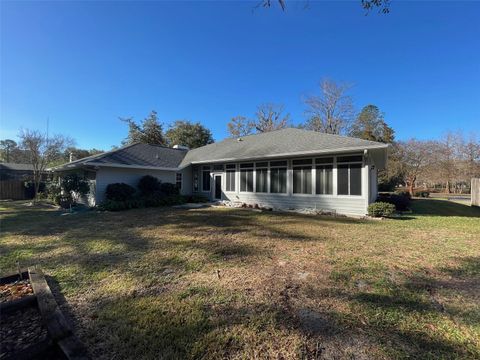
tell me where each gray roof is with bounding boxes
[52,143,188,171]
[0,163,34,171]
[52,129,387,171]
[181,128,387,166]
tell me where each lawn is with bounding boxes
[1,199,479,359]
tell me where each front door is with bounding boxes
[214,175,222,200]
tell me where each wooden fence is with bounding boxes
[472,178,480,207]
[0,180,27,200]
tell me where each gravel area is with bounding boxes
[0,307,48,359]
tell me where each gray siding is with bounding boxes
[193,154,378,216]
[95,167,177,204]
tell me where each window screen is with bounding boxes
[226,170,235,192]
[256,168,268,193]
[270,167,287,193]
[293,166,312,194]
[316,165,333,195]
[202,169,210,191]
[240,169,254,192]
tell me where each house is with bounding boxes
[0,163,36,180]
[51,128,388,215]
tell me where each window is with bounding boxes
[176,173,182,189]
[226,164,236,169]
[316,165,333,195]
[293,166,312,194]
[255,164,268,193]
[240,164,254,192]
[213,164,224,171]
[202,166,211,191]
[226,168,235,192]
[193,172,199,192]
[337,155,363,163]
[337,163,362,196]
[270,162,287,193]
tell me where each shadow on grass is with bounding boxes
[411,198,480,217]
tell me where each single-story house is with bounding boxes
[51,128,388,215]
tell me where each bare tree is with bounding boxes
[227,116,254,138]
[254,103,290,133]
[259,0,390,13]
[396,139,434,195]
[18,129,73,201]
[303,79,355,135]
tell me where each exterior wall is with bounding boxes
[95,167,178,204]
[192,153,378,216]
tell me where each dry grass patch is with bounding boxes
[1,200,479,359]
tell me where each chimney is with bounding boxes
[69,152,74,162]
[173,145,189,150]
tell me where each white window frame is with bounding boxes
[336,155,364,197]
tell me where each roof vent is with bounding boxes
[173,145,189,150]
[237,138,243,142]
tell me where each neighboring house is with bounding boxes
[51,128,388,215]
[0,163,36,180]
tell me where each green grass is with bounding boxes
[1,199,479,359]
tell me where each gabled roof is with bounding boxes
[180,128,387,166]
[0,163,34,171]
[51,129,388,172]
[51,143,188,171]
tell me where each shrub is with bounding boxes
[45,181,62,204]
[187,195,209,203]
[138,175,161,195]
[105,183,136,201]
[159,182,179,196]
[377,193,411,211]
[24,181,46,199]
[368,202,396,217]
[414,191,430,198]
[62,174,90,196]
[394,190,412,199]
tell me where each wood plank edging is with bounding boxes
[28,267,90,360]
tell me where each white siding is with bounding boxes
[193,155,376,216]
[95,167,177,204]
[223,192,367,216]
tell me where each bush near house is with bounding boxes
[414,190,430,198]
[138,175,161,195]
[100,176,187,211]
[105,183,136,201]
[368,202,396,217]
[377,192,411,211]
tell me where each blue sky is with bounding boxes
[1,1,479,150]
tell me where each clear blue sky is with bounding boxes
[1,1,479,150]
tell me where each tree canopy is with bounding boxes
[121,111,166,146]
[303,79,354,135]
[350,105,394,143]
[165,120,214,149]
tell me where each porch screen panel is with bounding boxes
[337,165,349,195]
[240,169,253,192]
[350,164,362,195]
[256,168,268,193]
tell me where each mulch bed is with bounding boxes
[0,269,88,360]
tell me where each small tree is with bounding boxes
[60,174,90,206]
[0,139,17,162]
[396,139,434,195]
[18,129,72,202]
